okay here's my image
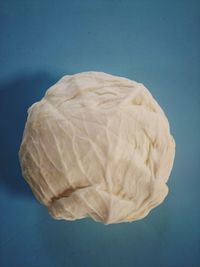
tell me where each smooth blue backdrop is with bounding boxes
[0,0,199,267]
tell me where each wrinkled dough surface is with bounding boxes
[19,71,175,224]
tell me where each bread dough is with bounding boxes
[19,71,175,224]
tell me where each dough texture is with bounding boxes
[19,71,175,224]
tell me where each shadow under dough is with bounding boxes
[0,71,57,197]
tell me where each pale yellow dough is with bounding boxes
[19,71,175,224]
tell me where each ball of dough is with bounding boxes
[19,71,175,224]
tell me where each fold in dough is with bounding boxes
[19,71,175,224]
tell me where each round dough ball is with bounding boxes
[19,71,175,224]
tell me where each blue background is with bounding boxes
[0,0,200,266]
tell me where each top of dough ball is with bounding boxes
[19,71,175,224]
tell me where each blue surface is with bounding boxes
[0,0,200,266]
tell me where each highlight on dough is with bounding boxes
[19,71,175,224]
